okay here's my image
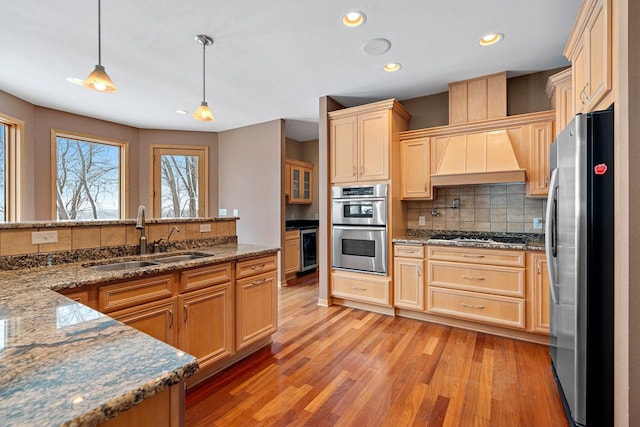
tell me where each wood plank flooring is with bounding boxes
[185,273,568,426]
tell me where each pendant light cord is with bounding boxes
[201,41,206,102]
[97,0,102,66]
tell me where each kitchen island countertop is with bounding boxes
[0,243,278,426]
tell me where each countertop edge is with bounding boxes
[392,238,545,252]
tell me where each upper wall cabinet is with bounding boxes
[564,0,612,114]
[329,99,410,184]
[285,158,313,204]
[546,68,574,137]
[400,137,432,199]
[449,72,507,125]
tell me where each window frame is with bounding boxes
[0,112,24,222]
[150,145,208,218]
[50,129,129,220]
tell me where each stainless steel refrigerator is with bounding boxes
[545,107,614,427]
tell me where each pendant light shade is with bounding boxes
[84,0,117,93]
[193,34,215,122]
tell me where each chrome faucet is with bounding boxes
[136,205,147,254]
[153,226,180,253]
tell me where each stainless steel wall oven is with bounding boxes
[331,184,387,275]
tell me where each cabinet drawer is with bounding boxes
[394,244,424,259]
[179,262,232,293]
[428,287,525,329]
[427,246,525,267]
[331,273,390,306]
[285,229,300,241]
[236,254,278,279]
[428,261,525,298]
[98,274,175,313]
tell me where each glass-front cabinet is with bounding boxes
[285,158,313,204]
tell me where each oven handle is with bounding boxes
[332,197,387,203]
[332,225,387,231]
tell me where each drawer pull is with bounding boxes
[460,302,485,309]
[461,254,485,258]
[351,286,367,291]
[183,305,188,322]
[251,278,267,285]
[251,264,266,270]
[169,309,174,329]
[461,275,485,281]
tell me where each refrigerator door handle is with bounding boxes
[545,167,560,304]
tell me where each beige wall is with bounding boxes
[138,129,219,217]
[218,119,284,247]
[285,137,319,221]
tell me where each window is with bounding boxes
[0,113,22,222]
[151,146,208,218]
[52,130,127,220]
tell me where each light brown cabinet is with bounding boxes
[111,297,178,347]
[329,99,410,184]
[284,162,291,198]
[393,245,425,311]
[527,252,550,335]
[526,121,555,197]
[235,255,278,351]
[565,0,612,113]
[400,137,432,200]
[286,158,313,204]
[427,246,526,330]
[284,229,300,277]
[546,68,574,137]
[178,281,234,371]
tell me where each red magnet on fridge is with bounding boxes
[594,163,608,175]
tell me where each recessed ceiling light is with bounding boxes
[383,63,402,73]
[175,109,189,115]
[66,77,85,85]
[342,11,366,27]
[478,33,504,46]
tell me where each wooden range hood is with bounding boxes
[431,128,526,186]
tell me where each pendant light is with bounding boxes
[192,34,215,122]
[83,0,117,92]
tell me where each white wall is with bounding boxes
[218,119,284,247]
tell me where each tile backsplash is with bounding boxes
[406,184,546,234]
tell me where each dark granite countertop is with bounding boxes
[285,219,319,231]
[0,243,279,426]
[393,230,545,252]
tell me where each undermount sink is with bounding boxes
[151,252,213,264]
[89,260,161,272]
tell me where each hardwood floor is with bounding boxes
[185,273,567,426]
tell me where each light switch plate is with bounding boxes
[418,216,426,226]
[199,224,211,232]
[533,218,543,229]
[32,230,58,245]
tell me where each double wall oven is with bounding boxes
[331,184,388,275]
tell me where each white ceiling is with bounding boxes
[0,1,581,142]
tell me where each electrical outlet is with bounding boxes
[32,230,58,245]
[232,209,239,217]
[533,218,543,229]
[199,224,211,232]
[418,215,426,226]
[218,208,227,217]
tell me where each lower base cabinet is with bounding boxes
[111,297,178,346]
[236,270,278,351]
[178,282,234,371]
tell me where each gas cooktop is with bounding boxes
[427,234,527,247]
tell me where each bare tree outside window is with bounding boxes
[160,154,199,217]
[0,124,5,221]
[55,137,121,220]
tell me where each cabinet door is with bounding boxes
[527,121,554,197]
[284,236,301,275]
[302,168,312,202]
[358,110,389,181]
[291,166,301,200]
[401,138,431,199]
[531,254,550,334]
[111,297,178,346]
[284,163,291,198]
[394,257,425,311]
[330,116,358,183]
[236,271,278,351]
[573,42,587,114]
[585,0,611,110]
[178,283,234,371]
